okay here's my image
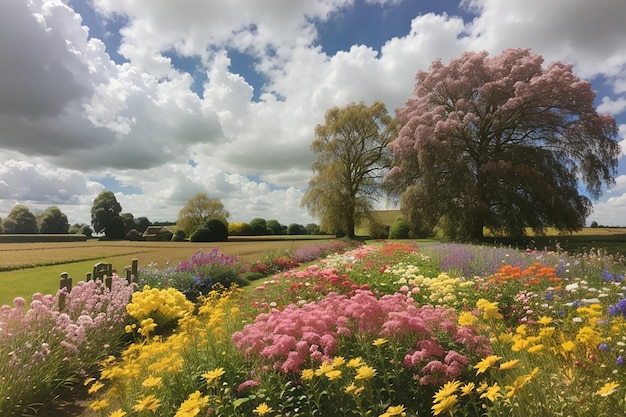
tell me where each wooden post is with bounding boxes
[59,272,72,310]
[126,259,138,282]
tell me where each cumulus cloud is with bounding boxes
[1,0,625,227]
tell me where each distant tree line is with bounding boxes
[0,191,320,242]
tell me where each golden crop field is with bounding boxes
[0,238,331,272]
[0,238,334,306]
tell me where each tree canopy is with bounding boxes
[387,48,620,240]
[177,193,229,236]
[3,205,37,233]
[302,101,396,238]
[36,206,70,233]
[91,190,125,239]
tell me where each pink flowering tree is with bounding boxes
[387,48,620,240]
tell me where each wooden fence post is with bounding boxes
[59,272,72,310]
[125,259,139,282]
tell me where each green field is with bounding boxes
[0,237,332,306]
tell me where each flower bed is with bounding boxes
[2,241,626,416]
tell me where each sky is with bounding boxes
[0,0,625,228]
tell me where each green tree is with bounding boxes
[176,193,229,236]
[121,213,135,233]
[388,48,620,240]
[287,223,306,235]
[388,215,410,239]
[3,205,37,233]
[36,206,70,233]
[135,216,151,233]
[91,191,124,239]
[302,101,396,238]
[249,218,267,235]
[305,223,319,235]
[266,219,283,235]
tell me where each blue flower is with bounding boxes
[617,356,624,366]
[599,343,609,351]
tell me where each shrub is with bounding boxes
[206,219,229,242]
[125,228,143,241]
[389,215,411,239]
[190,226,212,242]
[171,229,186,241]
[228,222,254,236]
[0,276,134,416]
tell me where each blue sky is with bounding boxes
[0,0,624,227]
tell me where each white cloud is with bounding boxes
[1,0,626,228]
[598,97,626,116]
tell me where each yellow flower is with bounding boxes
[332,356,346,367]
[460,382,475,396]
[458,311,477,326]
[379,404,406,416]
[373,338,388,347]
[480,383,503,403]
[476,299,503,320]
[561,340,576,353]
[253,402,273,415]
[506,374,531,397]
[355,365,377,380]
[301,369,314,380]
[499,359,520,370]
[174,391,209,417]
[325,369,342,380]
[576,326,601,347]
[537,316,553,325]
[597,381,620,397]
[87,381,105,394]
[431,394,457,416]
[141,376,163,388]
[433,380,461,403]
[133,394,161,412]
[109,409,127,417]
[315,362,335,376]
[90,399,109,411]
[202,367,226,386]
[345,383,365,395]
[474,355,502,374]
[347,357,366,368]
[527,344,544,353]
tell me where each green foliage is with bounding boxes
[91,191,124,238]
[189,226,212,242]
[250,218,267,235]
[287,223,307,235]
[305,223,320,234]
[266,219,283,235]
[301,101,397,238]
[134,216,150,233]
[176,193,230,236]
[36,206,70,234]
[3,205,38,234]
[121,212,135,233]
[206,218,229,242]
[389,215,411,239]
[171,229,186,242]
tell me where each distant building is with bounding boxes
[142,225,176,241]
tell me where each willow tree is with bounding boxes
[302,101,396,238]
[176,193,229,236]
[387,48,619,240]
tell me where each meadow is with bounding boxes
[2,233,626,417]
[0,237,331,306]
